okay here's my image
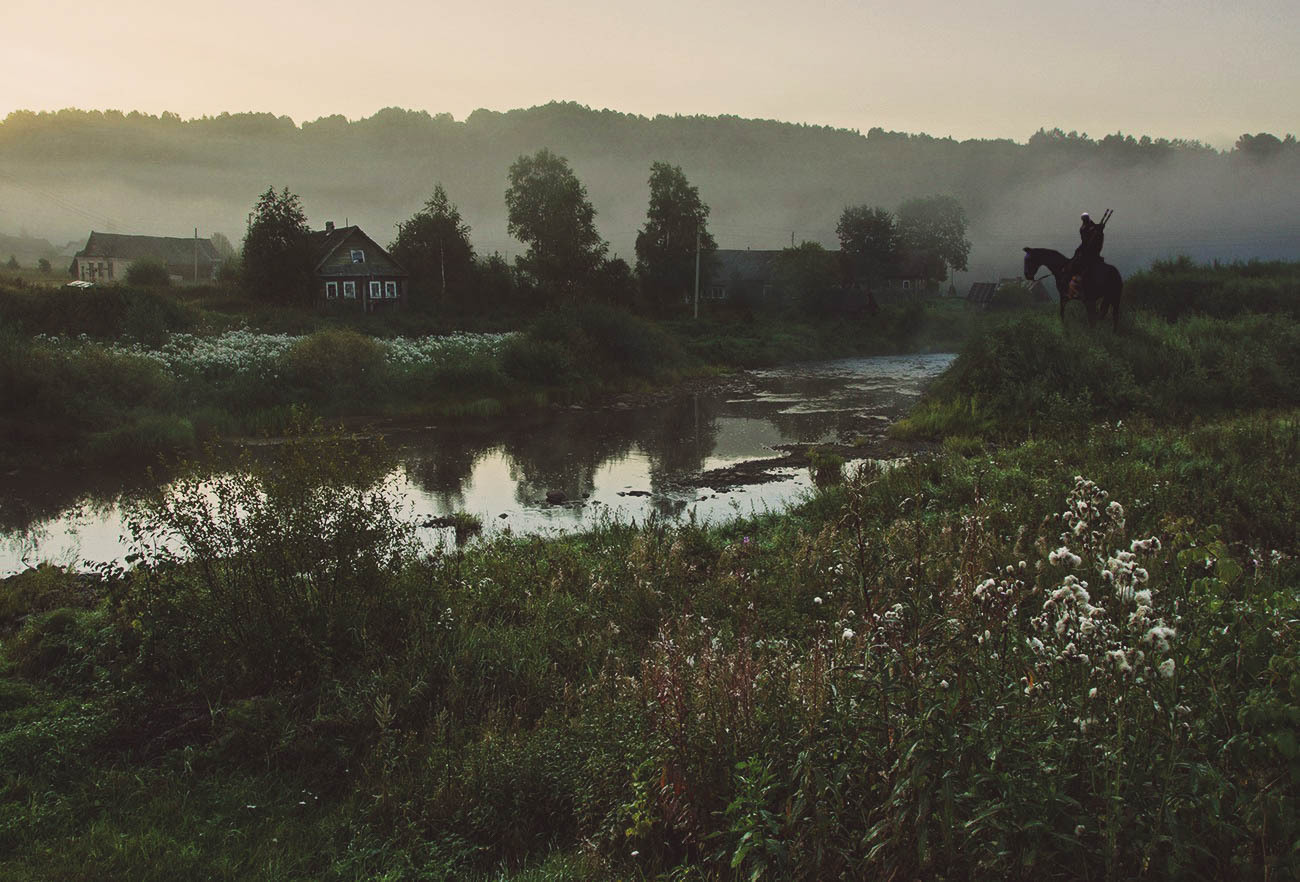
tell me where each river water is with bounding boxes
[1,353,953,576]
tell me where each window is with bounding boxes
[369,281,382,299]
[325,281,338,299]
[384,281,397,299]
[902,279,912,290]
[350,249,365,264]
[343,281,356,298]
[709,285,726,300]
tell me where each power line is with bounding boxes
[0,170,123,231]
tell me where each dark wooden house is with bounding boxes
[310,222,408,312]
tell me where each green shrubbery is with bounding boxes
[0,281,199,339]
[1128,257,1300,320]
[896,311,1300,438]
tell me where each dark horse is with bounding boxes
[1023,247,1124,331]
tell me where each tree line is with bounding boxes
[242,150,968,318]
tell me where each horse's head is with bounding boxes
[1022,247,1036,280]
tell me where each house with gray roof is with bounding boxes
[72,231,223,283]
[308,222,408,312]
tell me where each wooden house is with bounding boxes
[72,231,224,283]
[309,222,408,312]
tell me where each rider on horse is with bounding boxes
[1069,210,1108,300]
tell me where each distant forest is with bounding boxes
[1,103,1297,279]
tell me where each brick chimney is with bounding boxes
[325,221,335,232]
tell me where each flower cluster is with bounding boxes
[39,329,517,379]
[1021,479,1177,709]
[1054,475,1126,563]
[381,332,515,368]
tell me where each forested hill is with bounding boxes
[2,103,1297,279]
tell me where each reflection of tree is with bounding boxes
[501,410,639,505]
[402,436,482,511]
[637,394,721,485]
[0,458,183,536]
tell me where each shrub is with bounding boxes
[126,258,171,287]
[123,429,418,697]
[280,328,387,403]
[526,304,687,381]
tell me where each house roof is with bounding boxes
[77,231,222,264]
[307,225,408,276]
[714,249,782,283]
[967,282,998,305]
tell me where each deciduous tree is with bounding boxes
[836,205,897,287]
[635,162,715,312]
[390,184,475,311]
[896,195,970,282]
[242,186,313,302]
[505,149,607,299]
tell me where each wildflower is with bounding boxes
[1143,625,1176,652]
[813,596,823,605]
[1158,658,1176,679]
[939,679,950,690]
[842,628,856,640]
[1049,546,1083,568]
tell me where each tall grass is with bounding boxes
[895,311,1300,438]
[1128,257,1300,320]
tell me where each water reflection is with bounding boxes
[1,353,953,575]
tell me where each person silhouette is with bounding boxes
[1069,211,1107,299]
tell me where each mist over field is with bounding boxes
[1,103,1296,281]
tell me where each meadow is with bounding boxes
[0,280,977,471]
[0,260,1297,879]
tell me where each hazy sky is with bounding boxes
[5,0,1298,147]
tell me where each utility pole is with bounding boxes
[693,222,701,320]
[193,227,198,283]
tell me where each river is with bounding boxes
[1,352,954,576]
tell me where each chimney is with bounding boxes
[325,221,335,233]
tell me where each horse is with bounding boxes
[1023,247,1124,331]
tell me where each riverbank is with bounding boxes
[2,405,1296,880]
[0,290,978,474]
[3,264,1298,878]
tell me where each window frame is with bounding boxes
[350,249,366,264]
[343,280,356,299]
[384,280,398,299]
[325,281,338,299]
[369,281,382,300]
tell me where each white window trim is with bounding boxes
[369,281,382,299]
[325,281,338,299]
[384,281,397,299]
[343,281,356,298]
[351,249,365,264]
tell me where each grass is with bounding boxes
[0,406,1296,879]
[893,310,1300,439]
[2,262,1298,877]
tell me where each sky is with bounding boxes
[5,0,1298,147]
